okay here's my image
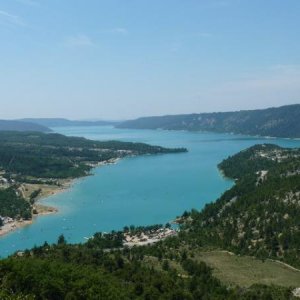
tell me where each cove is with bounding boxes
[1,126,300,257]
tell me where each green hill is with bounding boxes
[117,104,300,138]
[0,120,50,132]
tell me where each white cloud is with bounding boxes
[221,65,300,91]
[196,32,213,38]
[17,0,40,6]
[195,65,300,111]
[108,27,129,35]
[211,0,241,8]
[64,34,94,47]
[212,0,231,7]
[170,42,182,53]
[0,10,26,26]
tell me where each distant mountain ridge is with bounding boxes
[117,104,300,138]
[0,120,50,132]
[20,118,119,127]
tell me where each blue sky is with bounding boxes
[0,0,300,119]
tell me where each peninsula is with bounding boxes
[0,131,187,237]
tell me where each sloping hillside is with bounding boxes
[117,104,300,138]
[0,120,50,132]
[182,144,300,268]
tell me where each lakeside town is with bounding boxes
[123,226,178,247]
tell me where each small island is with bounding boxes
[0,131,187,237]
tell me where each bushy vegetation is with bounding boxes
[0,187,31,220]
[0,234,294,299]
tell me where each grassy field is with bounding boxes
[195,250,300,288]
[143,249,300,288]
[21,180,71,201]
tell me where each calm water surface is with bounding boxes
[1,126,300,257]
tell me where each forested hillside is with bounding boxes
[117,104,300,138]
[182,144,300,268]
[0,131,186,179]
[0,230,295,299]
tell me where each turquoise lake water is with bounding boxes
[1,126,300,257]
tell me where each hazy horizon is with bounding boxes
[1,0,300,119]
[0,102,294,122]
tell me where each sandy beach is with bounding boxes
[0,219,33,237]
[0,158,121,239]
[0,179,72,238]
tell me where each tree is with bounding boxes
[162,260,169,271]
[57,234,66,245]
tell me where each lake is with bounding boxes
[1,126,300,257]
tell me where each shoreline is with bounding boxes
[0,158,121,239]
[118,127,300,141]
[0,219,33,237]
[0,180,71,238]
